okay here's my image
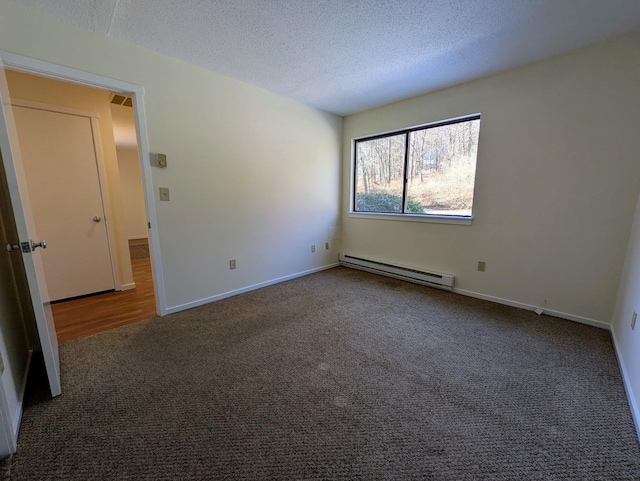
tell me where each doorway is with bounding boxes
[4,67,161,343]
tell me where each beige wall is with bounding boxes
[111,103,147,240]
[116,147,147,240]
[0,1,342,310]
[342,33,640,325]
[4,70,134,289]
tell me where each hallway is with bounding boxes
[51,240,156,343]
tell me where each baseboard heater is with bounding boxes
[339,253,454,290]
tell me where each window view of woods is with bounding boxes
[354,117,481,217]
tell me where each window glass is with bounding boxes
[353,116,480,218]
[407,119,480,216]
[355,133,406,213]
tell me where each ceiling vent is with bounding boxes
[110,93,133,108]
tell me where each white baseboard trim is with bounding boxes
[452,288,609,330]
[119,282,136,291]
[128,235,148,241]
[165,263,340,315]
[611,328,640,443]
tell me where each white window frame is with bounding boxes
[348,113,480,226]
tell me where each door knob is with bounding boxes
[7,241,46,252]
[93,216,101,223]
[31,240,47,250]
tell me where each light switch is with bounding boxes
[159,187,170,201]
[151,153,168,168]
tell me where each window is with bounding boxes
[353,115,480,221]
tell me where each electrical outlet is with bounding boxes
[477,261,486,272]
[311,245,316,253]
[325,242,329,250]
[632,311,637,330]
[229,259,236,270]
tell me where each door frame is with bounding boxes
[11,99,121,294]
[0,52,167,316]
[0,384,15,456]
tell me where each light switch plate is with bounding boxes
[159,187,170,201]
[150,153,168,168]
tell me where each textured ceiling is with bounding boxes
[8,0,640,116]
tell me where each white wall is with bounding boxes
[117,147,147,240]
[0,1,342,311]
[612,190,640,438]
[342,33,640,326]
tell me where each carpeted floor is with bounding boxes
[2,267,639,480]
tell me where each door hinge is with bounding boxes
[21,241,32,253]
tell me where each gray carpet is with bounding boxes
[3,267,639,480]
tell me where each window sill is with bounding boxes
[348,212,473,225]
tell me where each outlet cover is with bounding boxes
[311,245,316,253]
[477,261,486,272]
[229,259,236,270]
[159,187,170,201]
[325,242,329,250]
[632,311,637,330]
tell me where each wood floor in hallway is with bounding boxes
[52,254,156,344]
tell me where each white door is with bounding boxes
[0,57,61,397]
[12,105,115,301]
[0,155,31,456]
